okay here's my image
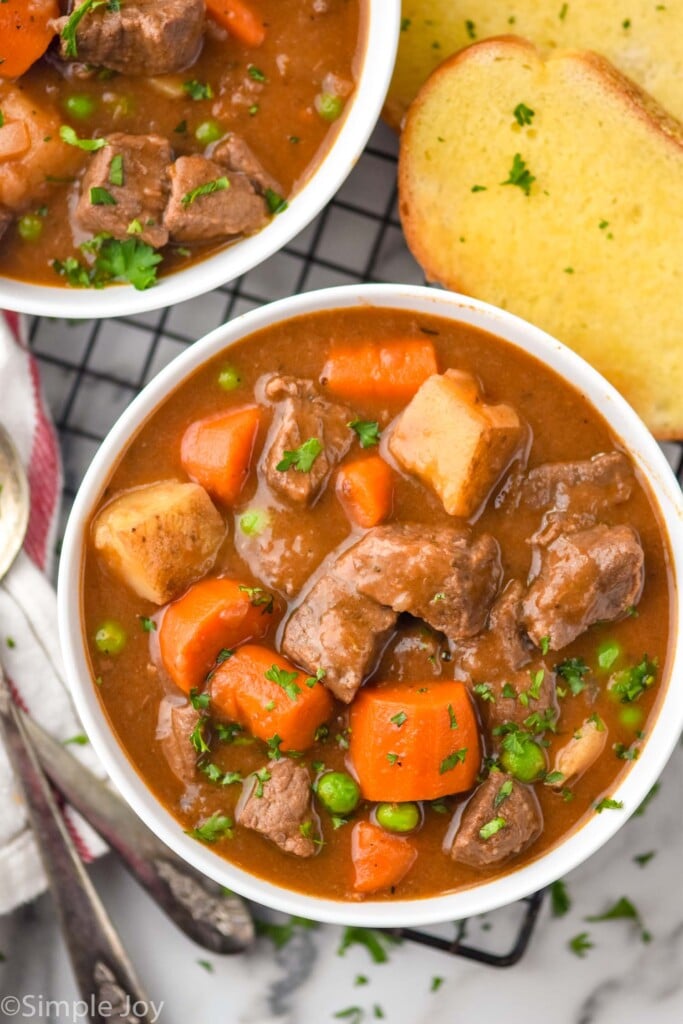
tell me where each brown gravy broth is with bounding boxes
[0,0,363,286]
[82,308,674,900]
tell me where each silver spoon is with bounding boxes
[22,711,254,953]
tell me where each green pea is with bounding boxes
[315,92,344,122]
[316,771,360,815]
[195,120,223,145]
[500,733,546,782]
[376,802,420,833]
[64,94,96,119]
[17,214,43,242]
[619,706,644,731]
[217,365,241,391]
[94,620,127,655]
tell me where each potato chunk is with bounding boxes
[0,84,83,210]
[551,718,607,789]
[389,370,522,517]
[93,481,225,604]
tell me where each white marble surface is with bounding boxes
[4,118,683,1022]
[2,742,681,1023]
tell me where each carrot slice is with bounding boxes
[351,821,417,894]
[210,644,333,751]
[159,578,270,694]
[349,682,481,802]
[180,406,261,507]
[322,340,438,404]
[0,0,59,79]
[337,455,393,528]
[205,0,266,47]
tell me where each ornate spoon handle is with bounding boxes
[22,711,254,954]
[0,671,155,1024]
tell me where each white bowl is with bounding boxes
[0,3,400,319]
[58,284,683,928]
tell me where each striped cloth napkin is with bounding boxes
[0,311,105,915]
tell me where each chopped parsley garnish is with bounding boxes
[61,0,119,58]
[568,932,593,957]
[348,419,381,448]
[139,616,156,632]
[338,927,398,964]
[447,703,458,729]
[181,176,230,207]
[544,771,565,785]
[465,18,476,38]
[200,763,241,786]
[265,188,288,214]
[439,749,467,774]
[59,125,107,151]
[597,639,621,670]
[253,767,271,798]
[595,797,624,813]
[334,1009,362,1024]
[550,879,571,916]
[305,667,326,688]
[248,65,266,82]
[109,153,124,186]
[238,584,274,614]
[90,187,117,206]
[390,711,407,727]
[386,752,399,765]
[473,682,495,703]
[614,742,639,761]
[264,664,301,701]
[430,799,449,815]
[266,734,283,760]
[276,437,323,472]
[609,655,657,703]
[189,718,210,755]
[633,851,656,867]
[214,720,242,744]
[183,79,214,101]
[471,185,487,192]
[501,153,536,196]
[53,236,162,291]
[239,508,269,535]
[501,682,517,700]
[430,976,444,993]
[185,812,234,843]
[189,688,210,711]
[431,592,446,603]
[299,820,314,838]
[539,634,550,655]
[555,657,589,695]
[494,779,513,807]
[586,896,650,942]
[528,668,545,699]
[479,816,506,840]
[64,734,89,746]
[513,102,535,127]
[256,915,317,949]
[587,711,606,732]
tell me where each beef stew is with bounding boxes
[81,307,673,901]
[0,0,364,290]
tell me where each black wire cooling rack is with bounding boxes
[27,119,683,968]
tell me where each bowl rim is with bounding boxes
[58,283,683,928]
[0,1,400,319]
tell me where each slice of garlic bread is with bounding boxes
[398,38,683,438]
[387,0,683,129]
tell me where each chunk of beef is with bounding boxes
[156,701,198,785]
[339,523,502,642]
[75,134,171,248]
[237,759,316,857]
[552,717,607,788]
[450,774,542,868]
[53,0,205,76]
[212,134,281,196]
[283,570,397,702]
[92,480,225,604]
[522,524,644,650]
[263,375,354,505]
[503,452,634,514]
[163,156,267,243]
[0,206,11,242]
[459,581,532,679]
[471,666,558,733]
[378,622,448,682]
